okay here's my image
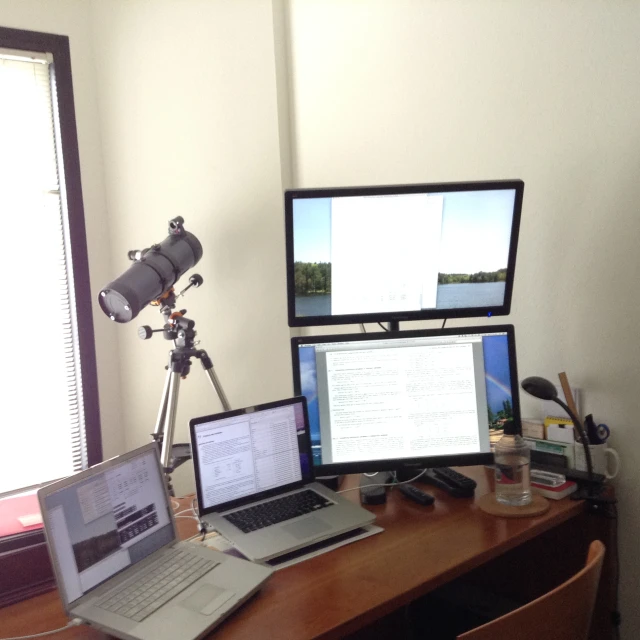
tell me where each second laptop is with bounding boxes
[189,396,374,562]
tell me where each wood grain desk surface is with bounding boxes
[0,467,584,640]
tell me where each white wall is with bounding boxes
[287,0,640,636]
[0,0,125,460]
[89,0,292,496]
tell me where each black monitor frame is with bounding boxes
[291,324,521,476]
[285,179,524,328]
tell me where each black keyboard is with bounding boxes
[224,489,332,533]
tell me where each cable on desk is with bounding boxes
[336,469,426,494]
[171,498,180,511]
[191,495,207,541]
[0,618,82,639]
[377,322,389,332]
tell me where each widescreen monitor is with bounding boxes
[285,180,524,328]
[291,325,521,476]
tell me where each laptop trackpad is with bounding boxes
[283,516,331,540]
[180,584,234,616]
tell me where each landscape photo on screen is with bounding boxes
[292,189,515,317]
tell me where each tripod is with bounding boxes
[139,275,230,494]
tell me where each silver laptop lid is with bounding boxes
[190,396,314,516]
[38,443,177,613]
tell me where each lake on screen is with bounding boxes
[294,282,505,317]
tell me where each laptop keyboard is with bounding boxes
[97,549,218,622]
[224,489,333,534]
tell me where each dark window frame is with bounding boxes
[0,25,102,608]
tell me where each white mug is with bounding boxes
[574,443,620,480]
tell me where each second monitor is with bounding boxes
[291,325,521,477]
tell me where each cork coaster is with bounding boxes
[477,492,550,518]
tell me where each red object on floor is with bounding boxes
[0,492,43,537]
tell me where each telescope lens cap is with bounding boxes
[99,288,135,323]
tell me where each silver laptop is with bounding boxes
[189,396,375,562]
[38,443,272,640]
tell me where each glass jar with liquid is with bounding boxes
[494,420,532,506]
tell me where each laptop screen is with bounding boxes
[40,447,175,605]
[191,397,313,513]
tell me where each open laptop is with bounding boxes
[38,443,272,640]
[189,396,375,562]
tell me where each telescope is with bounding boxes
[99,216,202,323]
[98,217,230,494]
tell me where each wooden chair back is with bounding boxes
[457,540,605,640]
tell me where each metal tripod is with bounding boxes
[140,276,230,493]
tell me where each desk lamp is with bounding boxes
[521,376,607,509]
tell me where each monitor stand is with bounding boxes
[359,471,393,505]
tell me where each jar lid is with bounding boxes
[503,419,519,435]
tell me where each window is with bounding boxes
[0,25,101,607]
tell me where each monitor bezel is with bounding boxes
[285,179,524,328]
[290,324,521,476]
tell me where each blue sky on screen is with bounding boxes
[293,198,331,263]
[482,335,513,415]
[292,190,515,273]
[299,346,321,444]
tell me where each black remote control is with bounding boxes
[418,467,477,498]
[397,484,435,506]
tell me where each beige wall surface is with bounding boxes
[0,0,124,460]
[89,0,292,496]
[287,1,640,636]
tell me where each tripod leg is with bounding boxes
[202,366,231,411]
[153,366,173,438]
[160,371,181,471]
[199,351,231,411]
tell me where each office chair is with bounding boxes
[457,540,605,640]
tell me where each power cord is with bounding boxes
[336,469,426,494]
[190,495,207,541]
[1,618,82,640]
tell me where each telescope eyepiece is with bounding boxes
[168,216,185,234]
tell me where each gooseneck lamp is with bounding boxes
[521,376,601,505]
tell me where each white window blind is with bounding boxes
[0,48,87,495]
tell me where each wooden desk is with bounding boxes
[0,467,616,640]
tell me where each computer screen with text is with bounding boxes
[291,325,520,475]
[42,449,174,604]
[191,401,308,510]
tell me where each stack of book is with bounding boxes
[531,479,578,500]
